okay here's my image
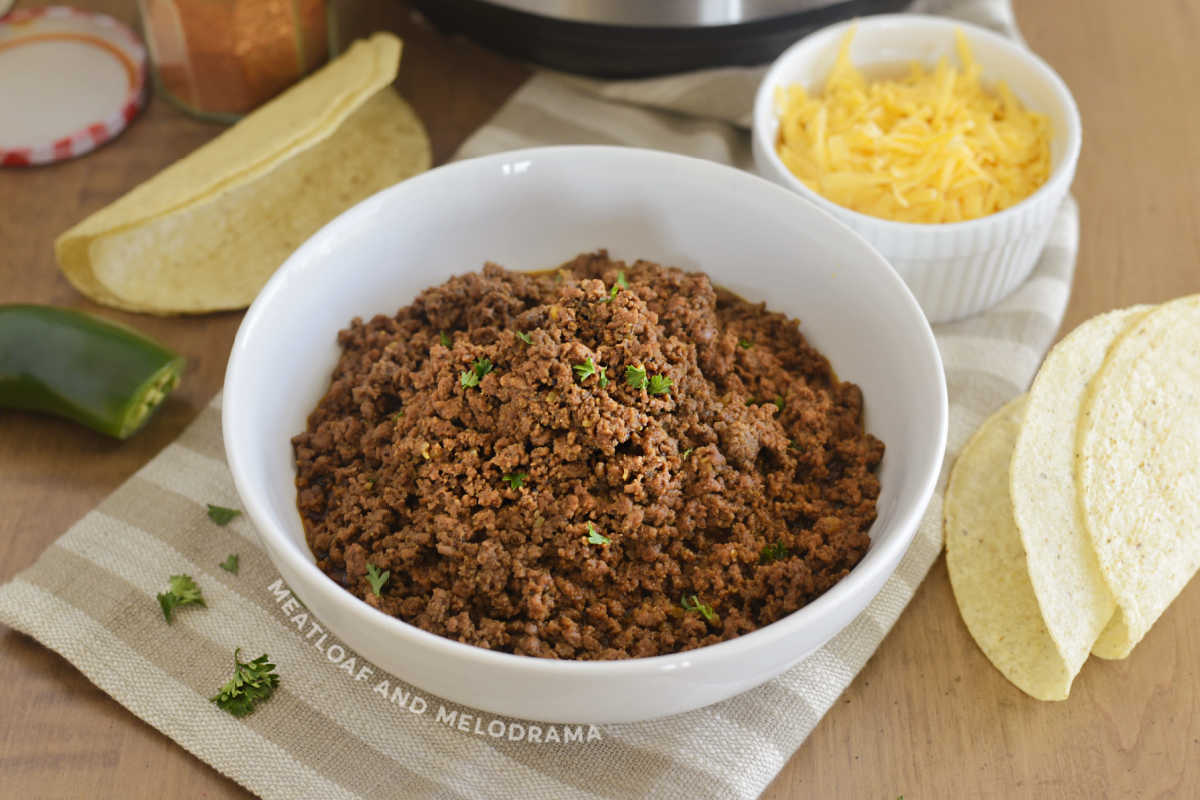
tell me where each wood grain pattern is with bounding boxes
[1,0,1197,797]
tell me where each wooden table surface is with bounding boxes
[1,0,1197,797]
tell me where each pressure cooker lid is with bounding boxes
[412,0,914,78]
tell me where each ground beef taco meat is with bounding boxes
[292,252,884,660]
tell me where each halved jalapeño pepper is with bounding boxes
[0,304,184,439]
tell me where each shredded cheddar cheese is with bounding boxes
[775,29,1051,224]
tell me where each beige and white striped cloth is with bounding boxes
[0,2,1077,797]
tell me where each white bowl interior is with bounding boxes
[754,14,1082,217]
[224,146,947,722]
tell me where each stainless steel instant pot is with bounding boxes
[411,0,913,77]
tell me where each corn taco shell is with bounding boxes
[945,395,1075,701]
[1009,306,1150,674]
[1078,294,1200,658]
[56,33,429,313]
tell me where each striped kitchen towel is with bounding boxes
[0,1,1076,798]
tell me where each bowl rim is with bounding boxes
[752,13,1083,235]
[223,144,949,678]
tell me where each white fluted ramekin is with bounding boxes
[752,15,1082,323]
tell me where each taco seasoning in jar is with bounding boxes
[137,0,328,121]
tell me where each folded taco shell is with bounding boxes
[56,33,430,314]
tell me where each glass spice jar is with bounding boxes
[138,0,329,122]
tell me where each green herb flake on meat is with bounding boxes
[759,542,790,564]
[648,374,673,396]
[600,271,628,304]
[365,563,390,596]
[681,594,717,623]
[573,357,597,382]
[502,471,528,489]
[460,358,493,389]
[586,523,611,546]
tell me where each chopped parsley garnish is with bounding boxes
[738,338,754,349]
[460,357,493,388]
[390,409,403,422]
[206,504,241,526]
[773,395,784,412]
[681,594,717,623]
[600,271,629,303]
[680,448,694,460]
[760,541,790,564]
[573,357,597,382]
[597,365,609,389]
[585,522,611,546]
[157,574,206,623]
[365,563,389,596]
[501,471,528,489]
[439,331,452,347]
[219,554,239,574]
[515,330,532,344]
[626,365,671,395]
[210,648,279,718]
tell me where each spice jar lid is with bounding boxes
[0,6,147,167]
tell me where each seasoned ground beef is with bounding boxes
[293,252,884,659]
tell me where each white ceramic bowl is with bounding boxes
[224,146,947,723]
[752,14,1082,323]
